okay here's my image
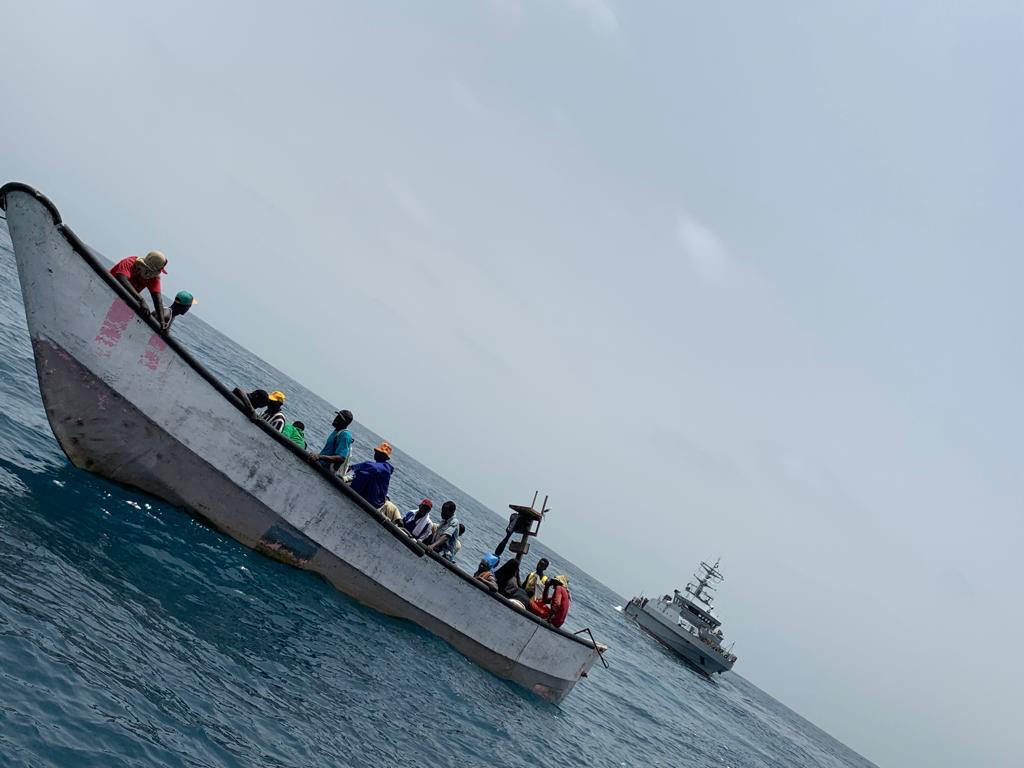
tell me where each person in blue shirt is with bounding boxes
[309,409,354,474]
[349,441,394,510]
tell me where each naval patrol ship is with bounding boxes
[624,558,738,675]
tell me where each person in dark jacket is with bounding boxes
[349,441,394,509]
[493,558,531,604]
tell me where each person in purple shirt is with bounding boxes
[348,441,394,510]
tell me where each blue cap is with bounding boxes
[481,553,499,570]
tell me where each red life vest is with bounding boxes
[549,585,570,628]
[528,598,551,620]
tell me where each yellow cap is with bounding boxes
[268,390,286,403]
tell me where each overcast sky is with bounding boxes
[3,2,1022,765]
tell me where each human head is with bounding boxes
[373,441,392,462]
[172,290,197,315]
[553,575,569,588]
[293,421,305,431]
[479,553,499,573]
[441,501,456,520]
[458,524,466,535]
[248,389,270,409]
[332,409,354,430]
[136,250,168,279]
[537,558,550,574]
[267,390,285,413]
[417,499,433,517]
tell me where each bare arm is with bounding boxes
[427,534,450,552]
[114,274,147,311]
[150,290,166,327]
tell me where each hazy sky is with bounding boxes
[3,2,1022,765]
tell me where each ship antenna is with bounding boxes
[686,557,724,607]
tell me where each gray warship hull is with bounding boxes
[1,183,602,703]
[624,599,734,675]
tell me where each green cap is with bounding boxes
[174,290,197,306]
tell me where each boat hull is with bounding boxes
[624,599,734,675]
[2,184,601,703]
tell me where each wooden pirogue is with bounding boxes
[1,182,605,703]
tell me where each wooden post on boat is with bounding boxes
[508,491,549,565]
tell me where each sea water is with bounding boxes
[0,221,877,767]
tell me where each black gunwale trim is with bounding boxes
[0,181,597,651]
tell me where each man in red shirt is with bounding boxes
[109,251,168,326]
[529,574,572,628]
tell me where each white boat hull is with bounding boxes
[624,599,734,675]
[2,184,601,703]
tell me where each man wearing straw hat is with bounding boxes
[109,250,169,326]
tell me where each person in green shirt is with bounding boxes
[281,420,307,449]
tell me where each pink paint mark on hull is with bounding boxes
[93,301,135,354]
[139,333,167,371]
[94,299,136,354]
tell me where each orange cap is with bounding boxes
[375,441,393,457]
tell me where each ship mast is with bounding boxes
[684,557,724,609]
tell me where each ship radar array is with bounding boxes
[685,557,724,608]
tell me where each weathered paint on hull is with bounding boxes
[3,184,601,703]
[624,601,733,676]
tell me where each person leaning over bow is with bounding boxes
[109,250,168,326]
[161,290,197,333]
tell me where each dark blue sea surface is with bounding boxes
[0,221,877,767]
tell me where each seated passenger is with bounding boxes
[528,596,551,621]
[310,410,354,475]
[493,558,531,603]
[402,499,434,542]
[349,442,394,510]
[524,558,550,599]
[454,523,465,557]
[281,420,307,449]
[259,391,287,432]
[109,250,168,325]
[426,501,460,562]
[545,575,572,628]
[234,388,270,411]
[528,574,571,627]
[161,290,197,333]
[474,553,500,589]
[380,499,403,524]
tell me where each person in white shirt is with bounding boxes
[402,499,435,542]
[259,390,286,432]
